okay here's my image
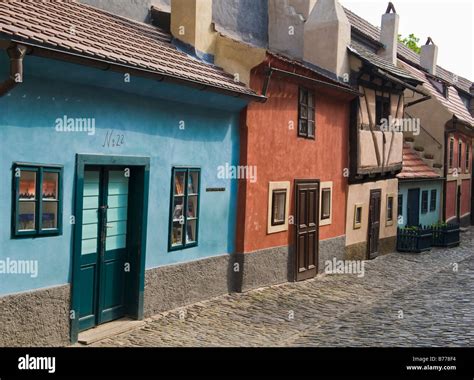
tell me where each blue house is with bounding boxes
[0,1,262,345]
[397,144,444,227]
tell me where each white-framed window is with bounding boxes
[319,182,333,226]
[353,203,363,230]
[267,181,291,234]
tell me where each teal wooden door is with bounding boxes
[79,167,129,331]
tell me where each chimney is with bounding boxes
[379,2,399,65]
[171,0,216,57]
[303,0,351,78]
[268,0,317,59]
[420,37,438,75]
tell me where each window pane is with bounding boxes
[42,201,58,229]
[187,195,198,218]
[300,105,308,119]
[355,207,362,224]
[308,107,315,122]
[387,197,393,221]
[18,201,36,231]
[174,172,185,196]
[172,196,184,221]
[299,120,308,136]
[42,172,58,200]
[398,195,403,217]
[188,171,199,194]
[308,122,315,138]
[171,222,183,247]
[421,191,428,214]
[430,190,437,212]
[321,189,331,220]
[19,171,36,200]
[272,190,286,225]
[300,89,308,104]
[186,219,197,244]
[308,92,314,107]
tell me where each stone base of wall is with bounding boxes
[234,246,293,292]
[144,255,233,317]
[234,236,347,292]
[0,285,70,347]
[318,236,346,274]
[460,214,471,228]
[345,236,397,261]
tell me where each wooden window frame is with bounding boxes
[466,144,470,173]
[449,137,454,170]
[421,190,429,214]
[353,203,363,230]
[298,87,316,140]
[375,95,391,128]
[458,140,463,170]
[319,182,333,226]
[271,189,287,227]
[267,181,291,234]
[168,167,201,251]
[386,194,394,226]
[398,194,403,219]
[12,163,63,238]
[430,189,437,212]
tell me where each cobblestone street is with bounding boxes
[90,229,473,347]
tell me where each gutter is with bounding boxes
[0,44,27,97]
[263,67,362,97]
[2,38,266,103]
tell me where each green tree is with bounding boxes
[398,33,421,54]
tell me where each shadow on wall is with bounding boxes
[213,0,269,48]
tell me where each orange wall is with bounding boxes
[237,68,351,253]
[462,179,471,215]
[446,181,457,219]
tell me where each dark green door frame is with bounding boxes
[70,154,150,344]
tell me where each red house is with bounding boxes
[234,52,359,290]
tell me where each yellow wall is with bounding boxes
[345,179,399,247]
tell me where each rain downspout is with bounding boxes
[0,44,27,97]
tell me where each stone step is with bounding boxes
[77,318,145,345]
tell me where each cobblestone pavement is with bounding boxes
[91,229,473,347]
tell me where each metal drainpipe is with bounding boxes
[0,44,28,97]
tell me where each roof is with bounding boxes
[401,61,474,127]
[0,0,259,99]
[266,50,354,89]
[344,7,473,94]
[348,41,417,82]
[397,144,441,180]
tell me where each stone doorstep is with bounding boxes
[77,318,145,346]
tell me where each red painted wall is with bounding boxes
[446,181,457,220]
[236,58,352,253]
[462,179,471,215]
[445,133,472,221]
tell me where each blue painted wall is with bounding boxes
[398,180,443,227]
[0,54,247,296]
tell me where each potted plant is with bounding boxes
[397,225,432,253]
[431,221,460,248]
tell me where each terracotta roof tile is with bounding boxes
[397,144,441,179]
[0,0,259,98]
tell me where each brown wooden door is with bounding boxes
[368,189,381,259]
[295,180,319,281]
